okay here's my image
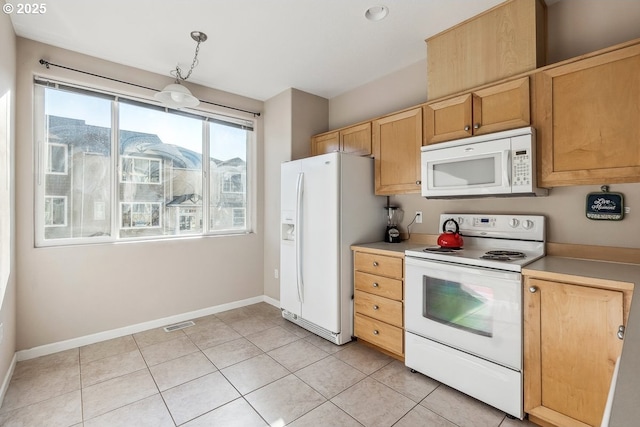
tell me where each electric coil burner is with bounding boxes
[404,214,546,420]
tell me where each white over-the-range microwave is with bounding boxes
[421,126,548,198]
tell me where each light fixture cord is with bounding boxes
[174,38,203,82]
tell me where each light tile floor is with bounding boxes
[0,303,539,426]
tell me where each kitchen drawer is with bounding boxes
[355,271,403,301]
[354,290,403,327]
[355,313,403,355]
[354,252,403,278]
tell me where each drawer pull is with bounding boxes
[529,286,538,293]
[372,282,379,288]
[373,330,379,335]
[372,261,379,267]
[618,325,625,340]
[373,305,379,310]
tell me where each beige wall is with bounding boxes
[0,9,17,398]
[262,89,328,301]
[15,38,265,350]
[328,0,640,248]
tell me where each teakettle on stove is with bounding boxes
[437,218,464,249]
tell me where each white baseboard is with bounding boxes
[263,295,280,308]
[0,353,16,404]
[16,295,274,362]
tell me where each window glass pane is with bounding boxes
[44,88,112,240]
[209,122,248,232]
[119,103,203,238]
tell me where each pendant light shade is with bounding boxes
[156,31,207,109]
[154,83,199,108]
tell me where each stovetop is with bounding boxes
[404,214,546,272]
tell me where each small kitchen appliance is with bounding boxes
[437,218,464,248]
[384,205,402,243]
[404,213,546,419]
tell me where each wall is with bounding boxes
[328,0,640,249]
[0,8,17,399]
[15,38,265,351]
[262,89,328,301]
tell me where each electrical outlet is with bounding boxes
[415,211,423,224]
[274,269,279,279]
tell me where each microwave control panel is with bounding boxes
[511,133,536,191]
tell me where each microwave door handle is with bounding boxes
[503,150,511,186]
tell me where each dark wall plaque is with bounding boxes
[586,187,624,220]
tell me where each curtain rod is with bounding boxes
[38,59,261,117]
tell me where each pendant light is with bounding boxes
[155,31,207,109]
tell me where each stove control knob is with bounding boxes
[509,218,520,228]
[522,220,535,230]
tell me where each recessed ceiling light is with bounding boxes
[365,5,389,21]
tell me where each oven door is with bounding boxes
[405,256,522,370]
[421,138,512,198]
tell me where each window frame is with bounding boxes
[34,80,256,247]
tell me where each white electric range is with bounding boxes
[404,213,546,420]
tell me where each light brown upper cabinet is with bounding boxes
[311,122,372,157]
[426,0,546,100]
[372,108,423,195]
[311,131,339,156]
[424,77,531,145]
[534,43,640,187]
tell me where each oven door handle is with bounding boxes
[404,256,521,281]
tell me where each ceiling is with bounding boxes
[8,0,521,101]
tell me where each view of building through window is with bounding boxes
[36,85,252,246]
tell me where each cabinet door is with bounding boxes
[373,108,423,195]
[340,122,372,156]
[472,77,530,136]
[424,94,472,144]
[534,44,640,187]
[311,131,339,156]
[524,278,624,427]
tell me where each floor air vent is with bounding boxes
[163,321,195,332]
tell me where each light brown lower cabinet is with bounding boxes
[523,276,631,427]
[352,249,404,358]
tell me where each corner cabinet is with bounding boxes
[352,249,404,359]
[523,273,633,427]
[424,77,531,145]
[372,108,423,195]
[534,43,640,187]
[311,122,372,157]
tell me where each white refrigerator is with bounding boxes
[280,152,386,345]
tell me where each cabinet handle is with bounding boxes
[373,261,379,267]
[416,180,422,185]
[464,125,470,131]
[529,286,538,293]
[372,282,379,288]
[473,123,480,130]
[373,305,379,310]
[373,330,379,335]
[618,325,625,340]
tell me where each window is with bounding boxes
[47,143,68,174]
[35,82,254,246]
[121,202,161,229]
[121,156,161,184]
[44,196,67,227]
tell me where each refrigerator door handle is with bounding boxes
[295,172,304,303]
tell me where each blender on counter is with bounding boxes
[384,204,403,243]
